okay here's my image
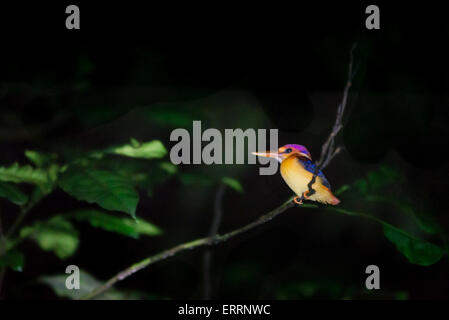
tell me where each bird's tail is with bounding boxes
[312,185,341,205]
[329,195,340,205]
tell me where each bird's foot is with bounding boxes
[303,190,311,200]
[293,196,303,205]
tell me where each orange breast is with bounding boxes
[280,156,340,205]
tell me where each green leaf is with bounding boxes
[129,218,162,236]
[58,165,139,218]
[329,206,446,267]
[39,270,160,300]
[0,181,28,206]
[334,184,350,196]
[71,210,162,238]
[383,224,446,266]
[25,150,58,167]
[0,162,56,195]
[0,163,49,185]
[108,139,167,160]
[20,216,79,259]
[159,162,177,175]
[365,195,441,235]
[0,250,24,272]
[222,176,244,193]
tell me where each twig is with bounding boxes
[300,43,357,200]
[4,188,46,241]
[202,184,225,299]
[5,202,35,240]
[0,188,46,298]
[82,44,357,300]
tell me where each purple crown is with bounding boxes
[283,144,312,158]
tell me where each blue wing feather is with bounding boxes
[298,159,332,189]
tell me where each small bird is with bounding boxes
[252,144,340,205]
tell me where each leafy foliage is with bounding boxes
[0,163,49,187]
[107,139,167,160]
[25,150,58,168]
[20,216,79,259]
[0,162,58,195]
[383,224,445,266]
[337,165,447,266]
[0,181,28,206]
[0,133,446,300]
[71,210,162,238]
[59,165,139,218]
[221,177,244,193]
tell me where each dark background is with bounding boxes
[1,2,449,299]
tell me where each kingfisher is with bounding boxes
[252,144,340,205]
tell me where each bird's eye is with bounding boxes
[285,148,292,153]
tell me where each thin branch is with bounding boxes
[82,198,295,300]
[4,188,46,241]
[301,43,356,200]
[202,183,225,299]
[5,201,35,240]
[82,44,357,300]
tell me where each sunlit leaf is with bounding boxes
[0,250,24,272]
[0,181,28,206]
[0,162,56,195]
[222,176,244,193]
[71,210,162,238]
[25,150,58,167]
[58,165,139,218]
[383,224,446,266]
[108,139,167,160]
[159,162,177,175]
[20,216,79,259]
[0,163,49,185]
[128,218,162,236]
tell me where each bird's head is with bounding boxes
[252,144,312,163]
